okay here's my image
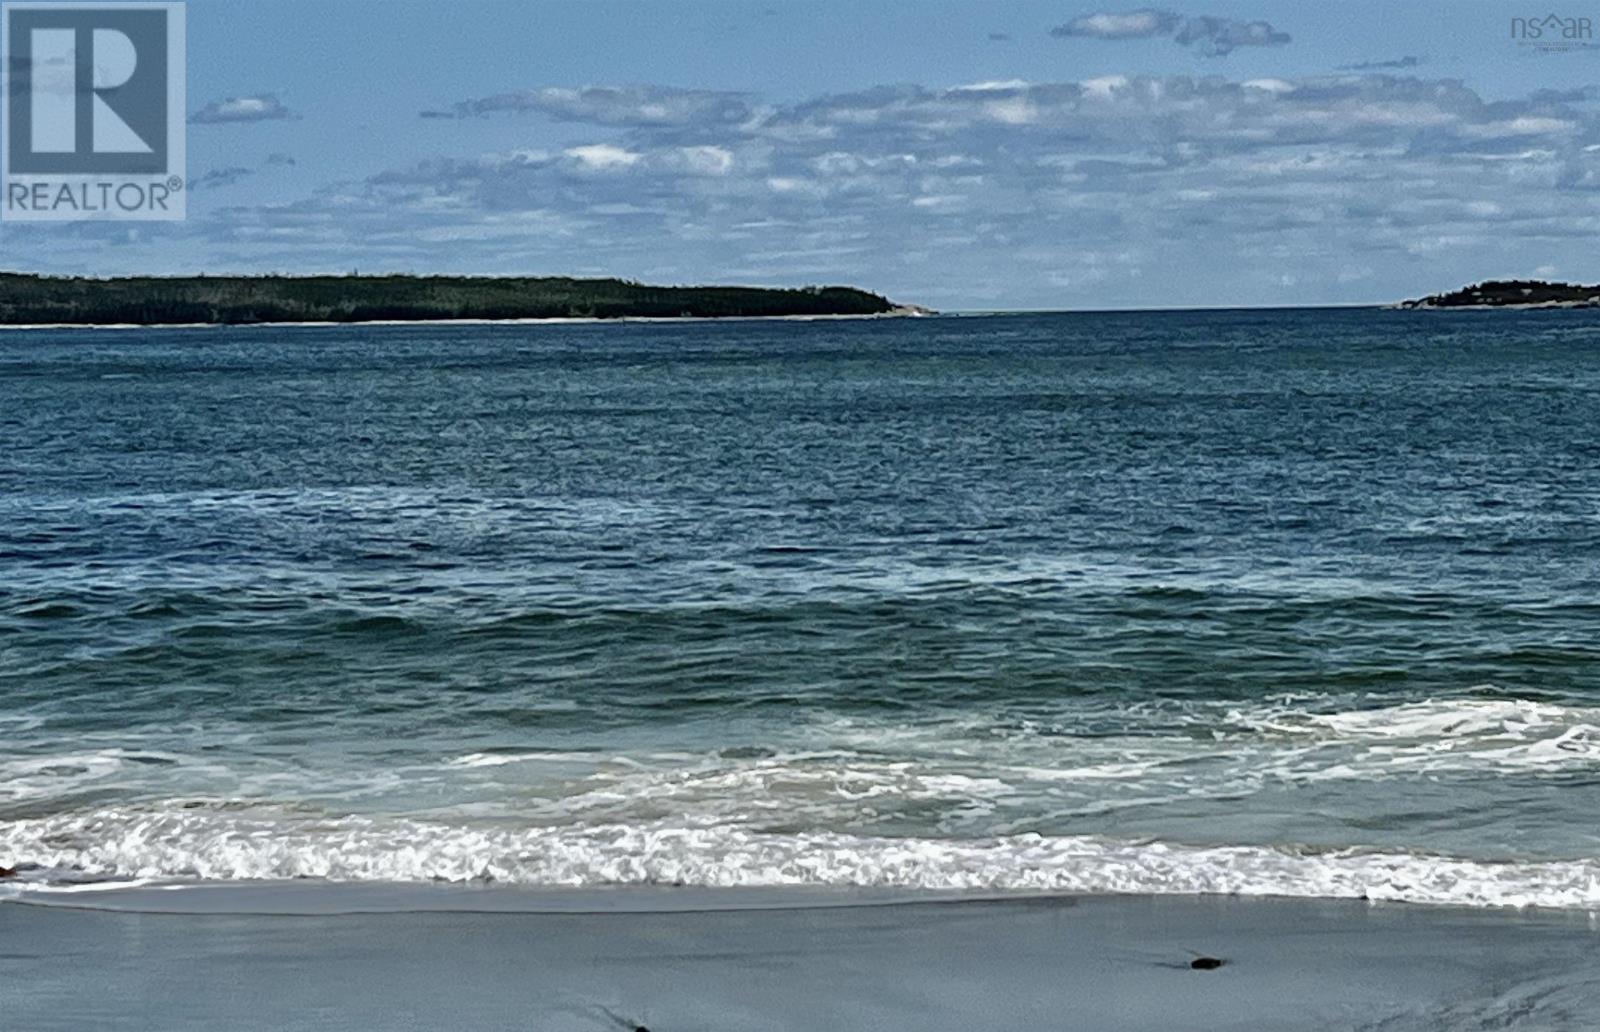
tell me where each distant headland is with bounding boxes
[1397,280,1600,310]
[0,272,930,327]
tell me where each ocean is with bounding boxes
[3,308,1599,908]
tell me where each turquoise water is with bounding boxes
[3,310,1599,906]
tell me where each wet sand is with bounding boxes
[4,886,1599,1031]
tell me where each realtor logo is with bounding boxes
[2,2,185,220]
[1510,12,1596,51]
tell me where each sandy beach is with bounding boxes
[4,886,1599,1031]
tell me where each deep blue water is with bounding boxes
[3,309,1599,905]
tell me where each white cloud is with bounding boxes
[1243,79,1297,95]
[190,94,297,125]
[564,144,642,170]
[1461,117,1576,138]
[423,85,753,128]
[765,176,822,196]
[1051,9,1290,56]
[953,79,1032,92]
[1081,75,1131,99]
[983,97,1038,124]
[1059,10,1177,39]
[674,146,735,176]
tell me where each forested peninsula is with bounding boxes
[0,272,918,326]
[1398,280,1600,309]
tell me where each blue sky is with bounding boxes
[5,0,1600,308]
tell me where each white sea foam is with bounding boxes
[3,807,1600,910]
[1230,697,1600,776]
[6,695,1599,909]
[446,751,598,768]
[6,696,1600,835]
[0,749,191,803]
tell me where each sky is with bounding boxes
[4,0,1600,309]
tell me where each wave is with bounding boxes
[3,808,1599,910]
[5,694,1599,911]
[5,695,1600,829]
[1224,696,1600,776]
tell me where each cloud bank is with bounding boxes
[1052,9,1290,56]
[24,72,1600,308]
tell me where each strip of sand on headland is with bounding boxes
[0,307,935,332]
[1387,299,1600,311]
[3,885,1598,1032]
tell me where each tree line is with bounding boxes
[0,273,898,325]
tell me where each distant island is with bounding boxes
[0,272,925,326]
[1398,279,1600,310]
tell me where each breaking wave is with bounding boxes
[5,807,1600,910]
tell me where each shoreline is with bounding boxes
[6,878,1595,916]
[7,877,1600,917]
[1391,299,1600,311]
[5,888,1597,1031]
[0,307,932,332]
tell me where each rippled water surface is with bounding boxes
[3,310,1599,906]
